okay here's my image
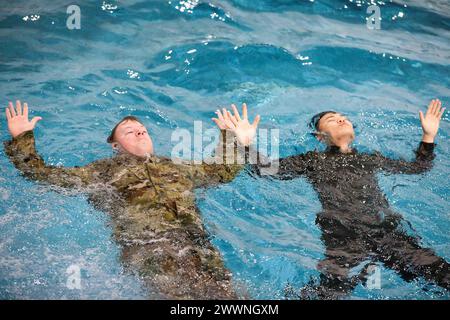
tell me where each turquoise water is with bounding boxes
[0,0,449,299]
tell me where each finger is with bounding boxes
[212,118,226,130]
[438,107,446,120]
[419,111,424,123]
[9,101,17,117]
[231,104,241,121]
[16,100,22,116]
[222,108,230,121]
[5,107,11,121]
[30,116,42,127]
[242,103,248,120]
[227,110,238,126]
[7,101,14,117]
[23,102,28,119]
[217,109,223,121]
[224,119,236,130]
[426,99,435,115]
[434,100,442,116]
[216,109,224,121]
[430,99,438,115]
[211,118,225,129]
[252,114,260,128]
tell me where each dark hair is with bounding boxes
[107,115,143,143]
[309,111,336,133]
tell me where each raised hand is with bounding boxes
[5,100,42,138]
[419,99,445,143]
[212,103,260,146]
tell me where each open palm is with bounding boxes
[5,100,42,138]
[419,99,445,143]
[212,103,260,146]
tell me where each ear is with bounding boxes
[112,142,119,150]
[315,132,324,142]
[316,132,332,145]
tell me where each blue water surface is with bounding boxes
[0,0,449,299]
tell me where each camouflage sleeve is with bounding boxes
[188,130,256,188]
[4,130,104,189]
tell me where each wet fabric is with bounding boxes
[4,130,246,299]
[251,142,449,299]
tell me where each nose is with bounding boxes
[136,129,145,137]
[337,118,345,124]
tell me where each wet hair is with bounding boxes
[309,111,337,134]
[107,115,143,143]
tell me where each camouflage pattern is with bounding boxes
[4,130,247,299]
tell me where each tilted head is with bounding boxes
[107,116,154,157]
[310,111,355,147]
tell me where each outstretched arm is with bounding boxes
[202,104,312,182]
[249,152,314,180]
[4,100,103,189]
[189,103,261,187]
[374,99,445,174]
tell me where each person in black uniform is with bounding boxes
[249,99,448,299]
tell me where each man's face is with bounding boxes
[317,112,355,146]
[112,120,153,157]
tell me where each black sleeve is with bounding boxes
[372,142,435,175]
[248,152,313,180]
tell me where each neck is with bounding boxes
[333,135,354,153]
[327,141,353,154]
[115,145,154,159]
[115,149,150,160]
[337,144,352,153]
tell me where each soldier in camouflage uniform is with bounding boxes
[4,100,260,299]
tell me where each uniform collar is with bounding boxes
[326,145,357,154]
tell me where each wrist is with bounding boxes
[422,133,435,143]
[11,131,23,138]
[11,129,32,139]
[220,129,237,144]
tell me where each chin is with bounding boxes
[137,142,153,155]
[333,132,355,144]
[126,146,153,158]
[138,148,153,157]
[338,128,354,137]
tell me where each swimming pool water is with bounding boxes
[0,0,449,299]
